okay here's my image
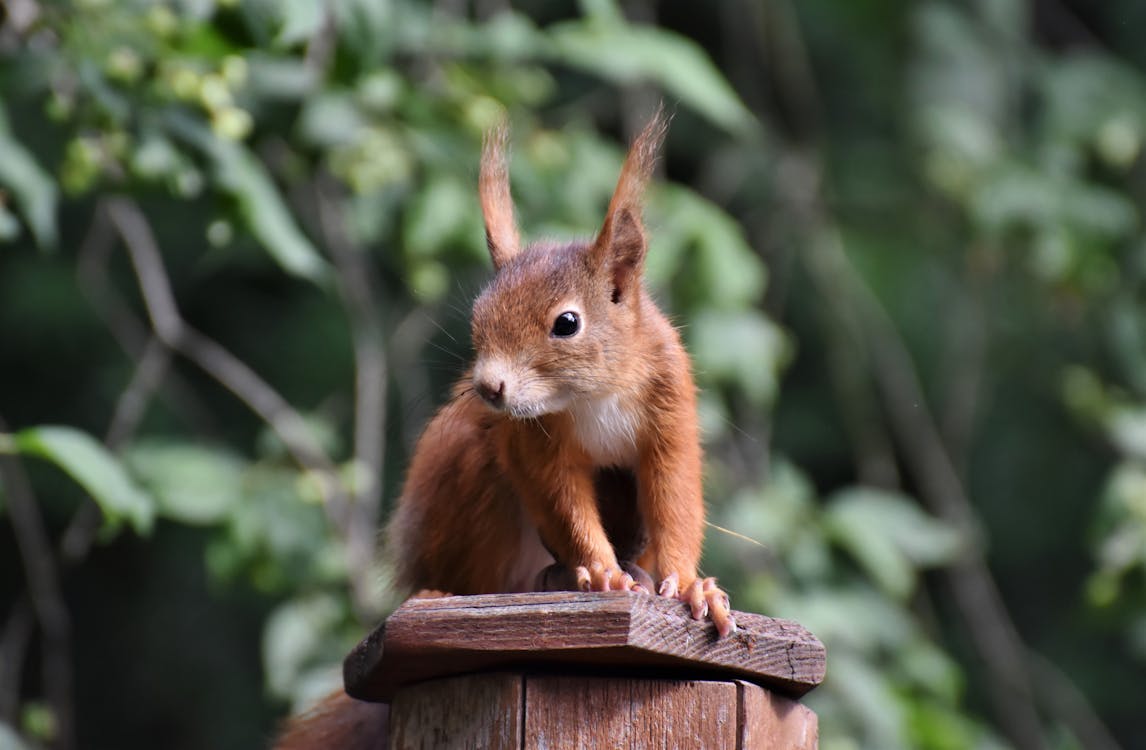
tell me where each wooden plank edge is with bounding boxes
[344,592,826,702]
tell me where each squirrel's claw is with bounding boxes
[658,573,736,637]
[683,578,708,620]
[577,562,644,593]
[703,577,737,637]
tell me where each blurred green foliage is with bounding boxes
[2,1,1146,749]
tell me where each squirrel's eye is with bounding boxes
[551,311,580,338]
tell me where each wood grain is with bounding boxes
[345,592,825,703]
[385,673,820,749]
[388,672,523,750]
[737,680,819,750]
[524,676,737,750]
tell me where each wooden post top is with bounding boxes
[344,592,826,703]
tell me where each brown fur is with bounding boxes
[479,122,520,269]
[274,691,388,750]
[388,108,710,597]
[274,109,729,750]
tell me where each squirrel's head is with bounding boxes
[469,110,667,419]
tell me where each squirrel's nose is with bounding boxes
[475,378,505,407]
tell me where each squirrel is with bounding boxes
[274,110,732,749]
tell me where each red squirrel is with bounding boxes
[275,111,731,749]
[386,110,732,628]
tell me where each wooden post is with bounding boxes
[344,592,825,749]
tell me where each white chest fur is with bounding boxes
[569,394,640,467]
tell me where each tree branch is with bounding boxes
[1028,650,1123,750]
[0,414,74,750]
[102,197,352,534]
[804,226,1047,750]
[314,175,388,618]
[76,201,216,438]
[0,599,34,724]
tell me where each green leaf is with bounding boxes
[240,0,324,49]
[1060,180,1138,238]
[0,105,58,249]
[245,53,318,101]
[168,115,330,283]
[971,164,1137,240]
[1042,53,1146,149]
[298,91,367,148]
[1107,407,1146,461]
[123,441,245,525]
[274,0,324,48]
[777,588,914,653]
[578,0,626,25]
[13,426,154,535]
[0,201,21,242]
[262,592,346,699]
[547,22,755,136]
[0,721,36,750]
[651,187,767,308]
[714,459,834,585]
[215,140,330,282]
[818,650,907,748]
[898,638,963,701]
[825,488,963,599]
[403,174,478,259]
[688,310,790,408]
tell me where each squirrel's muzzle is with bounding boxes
[472,359,513,410]
[475,377,506,408]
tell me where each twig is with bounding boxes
[2,274,176,739]
[0,414,74,750]
[937,282,988,475]
[754,3,1065,743]
[56,203,196,569]
[103,336,171,453]
[102,197,351,530]
[59,334,176,564]
[757,0,822,139]
[314,174,389,618]
[303,0,337,75]
[0,599,34,723]
[76,201,216,438]
[805,225,1047,750]
[1028,650,1123,750]
[817,295,903,489]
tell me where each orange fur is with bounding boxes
[273,691,388,750]
[479,122,520,269]
[275,110,730,750]
[388,107,714,599]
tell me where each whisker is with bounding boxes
[426,314,460,344]
[705,521,767,549]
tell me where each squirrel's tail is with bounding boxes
[272,690,388,750]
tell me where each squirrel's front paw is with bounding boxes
[658,573,736,637]
[575,561,648,593]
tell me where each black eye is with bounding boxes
[551,311,580,338]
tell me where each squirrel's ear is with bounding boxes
[591,107,667,303]
[480,123,521,270]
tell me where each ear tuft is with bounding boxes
[480,122,521,270]
[592,105,669,301]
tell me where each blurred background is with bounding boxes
[2,0,1145,748]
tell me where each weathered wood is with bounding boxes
[523,676,738,750]
[387,673,819,749]
[388,672,522,750]
[345,591,825,703]
[737,680,819,749]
